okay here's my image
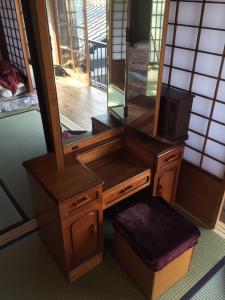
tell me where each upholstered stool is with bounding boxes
[112,197,200,300]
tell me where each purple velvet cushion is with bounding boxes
[112,197,200,272]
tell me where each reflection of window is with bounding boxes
[112,0,128,60]
[149,0,166,64]
[54,0,87,73]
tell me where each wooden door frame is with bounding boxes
[15,0,33,93]
[21,0,64,171]
[51,0,91,85]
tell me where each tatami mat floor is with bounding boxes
[0,185,23,232]
[190,261,225,300]
[0,110,46,232]
[1,219,225,300]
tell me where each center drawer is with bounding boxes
[103,170,151,209]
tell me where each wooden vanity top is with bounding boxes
[24,130,181,206]
[23,154,102,204]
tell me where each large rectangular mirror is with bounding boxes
[45,0,168,145]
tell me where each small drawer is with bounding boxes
[60,188,100,219]
[157,148,183,171]
[103,171,151,209]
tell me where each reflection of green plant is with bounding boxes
[64,59,73,70]
[151,64,159,70]
[53,65,70,77]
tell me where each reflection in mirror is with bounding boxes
[126,0,166,135]
[108,0,128,119]
[46,0,108,142]
[45,0,167,144]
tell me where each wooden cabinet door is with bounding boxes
[71,210,100,262]
[154,166,179,204]
[63,209,102,269]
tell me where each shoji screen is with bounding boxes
[0,0,26,76]
[163,0,225,179]
[111,0,128,60]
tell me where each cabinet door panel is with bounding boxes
[63,209,102,269]
[155,167,178,204]
[70,211,100,263]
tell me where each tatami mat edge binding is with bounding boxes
[0,219,37,248]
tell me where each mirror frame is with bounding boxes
[21,0,170,170]
[108,0,170,135]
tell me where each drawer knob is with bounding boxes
[164,153,180,164]
[120,185,133,194]
[157,184,163,196]
[66,195,93,215]
[89,224,97,235]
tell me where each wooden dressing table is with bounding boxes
[21,0,185,284]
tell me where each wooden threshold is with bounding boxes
[215,221,225,239]
[0,219,37,248]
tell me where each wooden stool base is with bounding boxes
[113,232,194,300]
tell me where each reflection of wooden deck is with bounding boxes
[56,77,107,131]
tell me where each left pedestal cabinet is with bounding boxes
[24,155,103,282]
[60,186,103,281]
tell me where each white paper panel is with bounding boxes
[205,140,225,163]
[173,48,195,71]
[113,20,126,29]
[178,2,202,26]
[217,81,225,102]
[112,36,125,44]
[176,27,198,49]
[199,29,225,54]
[112,53,123,60]
[170,69,191,90]
[203,4,225,29]
[112,44,121,52]
[212,102,225,123]
[189,114,208,135]
[186,131,204,151]
[222,64,225,80]
[208,122,225,144]
[184,147,201,166]
[162,66,169,84]
[164,46,172,65]
[192,96,212,118]
[114,3,124,10]
[192,75,217,98]
[167,25,174,44]
[195,53,221,77]
[113,28,124,37]
[113,11,125,19]
[202,156,225,178]
[169,1,176,23]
